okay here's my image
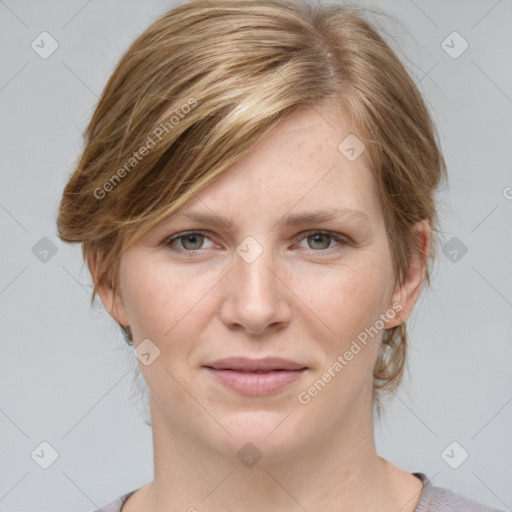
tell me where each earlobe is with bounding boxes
[87,251,130,328]
[385,219,430,329]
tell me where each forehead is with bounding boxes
[187,102,381,222]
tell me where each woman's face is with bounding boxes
[99,103,426,462]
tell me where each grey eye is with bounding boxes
[307,234,332,250]
[179,233,206,250]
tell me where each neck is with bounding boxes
[137,393,402,512]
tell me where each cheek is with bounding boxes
[305,255,390,329]
[294,258,391,413]
[120,256,215,343]
[295,256,393,386]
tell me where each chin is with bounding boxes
[202,409,308,465]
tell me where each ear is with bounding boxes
[385,219,430,329]
[87,251,130,328]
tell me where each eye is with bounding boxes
[165,231,215,252]
[163,230,349,255]
[297,231,348,252]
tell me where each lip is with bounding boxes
[204,357,307,372]
[203,357,308,395]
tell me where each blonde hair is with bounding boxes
[56,0,447,414]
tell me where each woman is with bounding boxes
[56,1,504,511]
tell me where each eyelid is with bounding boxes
[299,230,350,244]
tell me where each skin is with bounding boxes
[93,100,429,512]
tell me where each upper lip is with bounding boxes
[204,357,307,372]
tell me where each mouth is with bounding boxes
[203,357,308,395]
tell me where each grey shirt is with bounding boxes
[91,472,506,512]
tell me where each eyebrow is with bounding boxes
[171,208,370,231]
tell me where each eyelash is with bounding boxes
[163,230,349,256]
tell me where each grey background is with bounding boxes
[0,0,511,511]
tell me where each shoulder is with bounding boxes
[88,490,136,512]
[86,476,507,512]
[414,473,506,512]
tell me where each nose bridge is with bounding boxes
[221,234,289,333]
[234,235,277,302]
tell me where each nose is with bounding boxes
[218,241,292,336]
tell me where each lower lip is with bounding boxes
[205,368,306,395]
